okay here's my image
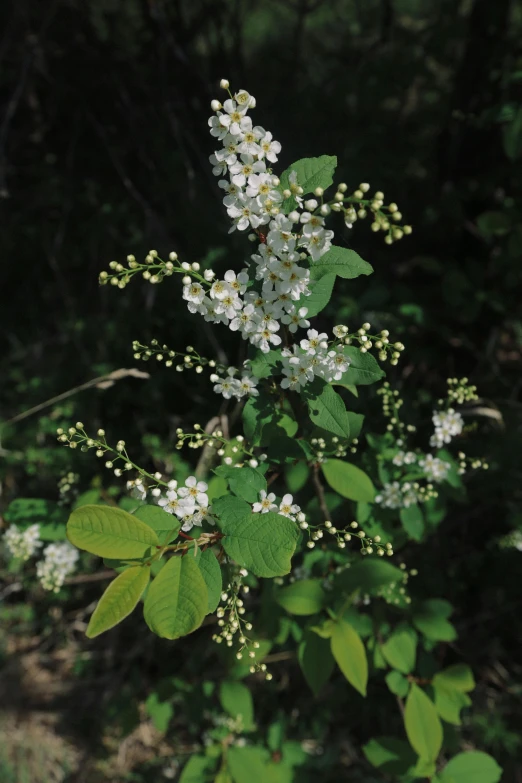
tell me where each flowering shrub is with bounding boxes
[2,80,501,782]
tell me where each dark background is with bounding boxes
[1,1,522,781]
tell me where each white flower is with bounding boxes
[257,131,281,163]
[229,154,265,187]
[392,451,417,467]
[430,408,464,447]
[183,281,206,305]
[178,476,209,508]
[418,454,451,483]
[298,224,334,261]
[300,329,329,354]
[236,374,259,397]
[158,489,183,515]
[278,493,300,520]
[267,214,295,253]
[36,542,79,592]
[281,306,310,333]
[4,523,42,561]
[251,322,282,353]
[252,490,277,514]
[213,376,237,399]
[224,269,249,295]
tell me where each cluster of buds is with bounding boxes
[132,340,224,375]
[325,183,412,244]
[99,251,211,289]
[174,426,260,468]
[456,451,489,476]
[444,377,479,406]
[304,519,394,557]
[212,570,272,680]
[377,383,417,436]
[310,434,355,461]
[333,323,405,365]
[56,424,169,494]
[57,471,79,506]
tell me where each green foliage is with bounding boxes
[143,555,208,640]
[278,155,337,212]
[197,549,223,613]
[381,626,417,674]
[321,459,376,502]
[310,245,373,281]
[413,599,457,642]
[67,504,159,558]
[86,565,150,638]
[276,579,326,615]
[331,618,368,696]
[134,505,180,542]
[219,680,255,731]
[219,511,299,578]
[404,684,443,763]
[301,380,352,438]
[437,751,502,783]
[214,465,267,503]
[298,630,335,695]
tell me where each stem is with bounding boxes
[312,462,330,521]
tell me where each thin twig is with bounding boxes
[312,462,331,521]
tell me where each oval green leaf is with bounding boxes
[219,680,255,731]
[134,504,180,542]
[404,683,443,762]
[277,579,326,615]
[86,565,150,638]
[439,751,502,783]
[322,459,376,502]
[302,380,352,438]
[67,504,160,558]
[381,626,418,674]
[331,618,368,696]
[197,548,223,613]
[298,630,335,696]
[220,511,299,578]
[143,555,208,639]
[310,245,373,280]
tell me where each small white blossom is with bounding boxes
[4,523,42,561]
[252,490,277,514]
[37,542,79,592]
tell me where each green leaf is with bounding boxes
[298,630,335,695]
[363,736,417,776]
[86,565,150,638]
[476,210,511,239]
[297,273,336,317]
[433,681,471,725]
[197,549,222,613]
[67,504,159,558]
[219,680,255,731]
[212,495,252,527]
[248,349,281,379]
[381,626,418,674]
[214,465,267,503]
[145,691,173,733]
[284,462,310,494]
[321,459,376,502]
[439,751,502,783]
[413,599,457,642]
[432,663,475,693]
[310,245,373,280]
[385,670,410,698]
[331,619,368,696]
[334,559,404,594]
[227,746,271,783]
[134,505,180,542]
[279,155,337,211]
[242,391,274,444]
[277,579,326,615]
[404,683,443,762]
[301,379,352,438]
[179,756,217,783]
[400,504,424,541]
[143,555,208,640]
[220,512,299,578]
[339,347,385,385]
[206,475,229,503]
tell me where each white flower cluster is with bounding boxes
[158,476,213,532]
[281,329,350,391]
[392,450,417,466]
[210,365,259,400]
[252,490,304,524]
[418,454,451,483]
[183,82,338,398]
[36,542,79,592]
[4,523,42,561]
[375,481,425,510]
[430,408,464,448]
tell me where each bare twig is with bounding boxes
[312,462,330,521]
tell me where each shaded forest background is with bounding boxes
[1,0,522,781]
